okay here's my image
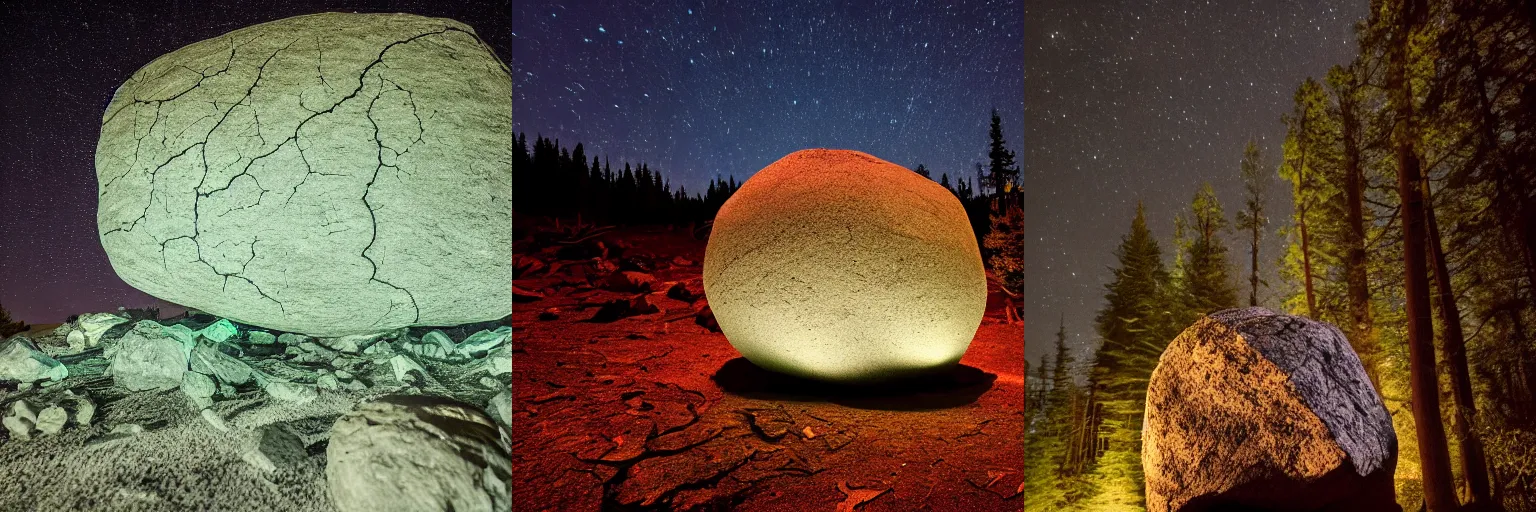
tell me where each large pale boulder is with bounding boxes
[702,149,987,383]
[107,321,189,391]
[1143,307,1399,512]
[0,336,68,383]
[95,12,511,337]
[326,395,510,512]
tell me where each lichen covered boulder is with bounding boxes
[702,149,987,383]
[95,12,511,337]
[1143,307,1399,512]
[326,395,510,512]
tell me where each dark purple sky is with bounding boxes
[512,0,1024,195]
[1023,0,1365,366]
[0,0,509,325]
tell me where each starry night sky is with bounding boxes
[0,0,509,325]
[512,0,1024,195]
[1024,0,1365,367]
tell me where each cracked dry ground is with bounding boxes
[511,227,1024,511]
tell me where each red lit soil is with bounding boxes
[511,225,1024,511]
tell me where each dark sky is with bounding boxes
[1023,0,1365,367]
[511,0,1024,194]
[0,0,510,325]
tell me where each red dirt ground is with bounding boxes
[511,225,1023,511]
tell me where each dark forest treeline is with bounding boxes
[512,111,1025,296]
[1028,0,1536,510]
[511,133,741,225]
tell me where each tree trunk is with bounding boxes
[1250,217,1261,307]
[1423,179,1494,507]
[1338,83,1380,391]
[1294,113,1318,318]
[1389,0,1459,509]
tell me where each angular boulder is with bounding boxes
[108,321,189,391]
[702,149,987,383]
[1143,307,1399,512]
[0,335,68,383]
[95,12,511,337]
[326,395,510,512]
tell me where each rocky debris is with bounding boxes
[588,295,662,323]
[671,256,695,267]
[182,371,216,402]
[190,341,253,385]
[605,271,660,293]
[107,321,188,391]
[456,327,511,357]
[97,12,512,338]
[246,331,277,345]
[62,391,95,426]
[486,389,511,427]
[694,305,721,332]
[71,312,130,350]
[0,335,69,383]
[703,149,988,383]
[261,378,318,404]
[836,481,890,512]
[315,332,379,354]
[538,308,560,321]
[666,279,705,303]
[276,333,309,346]
[326,395,511,512]
[513,285,545,302]
[3,400,38,440]
[1143,307,1399,512]
[34,405,68,435]
[389,354,428,385]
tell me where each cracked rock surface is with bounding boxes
[1142,307,1399,512]
[512,225,1023,511]
[95,12,512,337]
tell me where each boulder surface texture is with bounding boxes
[1142,307,1399,512]
[326,394,511,512]
[702,149,986,383]
[95,12,512,337]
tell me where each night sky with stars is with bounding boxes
[0,0,509,325]
[1024,0,1365,366]
[512,0,1024,194]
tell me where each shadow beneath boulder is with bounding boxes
[711,357,995,411]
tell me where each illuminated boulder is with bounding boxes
[1143,307,1399,512]
[326,395,511,512]
[95,13,511,337]
[702,149,987,383]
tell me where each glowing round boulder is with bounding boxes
[703,149,987,383]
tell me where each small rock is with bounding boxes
[456,327,511,357]
[75,312,130,347]
[334,370,354,380]
[67,393,96,426]
[666,279,705,303]
[605,271,659,293]
[182,371,216,400]
[390,354,427,384]
[423,330,455,352]
[318,374,341,391]
[589,296,661,322]
[247,331,277,345]
[201,408,230,432]
[537,308,560,321]
[343,379,368,392]
[66,329,88,351]
[695,305,721,332]
[34,406,68,435]
[276,333,309,345]
[513,285,544,302]
[479,376,500,389]
[486,389,511,427]
[671,256,694,267]
[190,342,253,385]
[3,400,38,440]
[318,333,380,354]
[264,379,318,404]
[488,356,511,376]
[197,319,238,343]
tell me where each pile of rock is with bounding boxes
[2,391,94,440]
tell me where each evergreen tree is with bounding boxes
[0,303,29,339]
[1233,139,1268,307]
[987,108,1021,194]
[1179,183,1239,320]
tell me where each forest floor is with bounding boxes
[511,223,1024,511]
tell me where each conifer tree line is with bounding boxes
[1028,1,1534,509]
[511,109,1024,303]
[511,133,742,225]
